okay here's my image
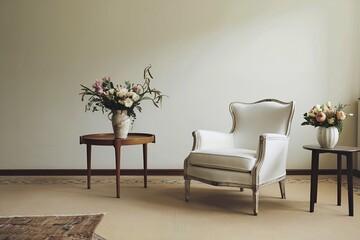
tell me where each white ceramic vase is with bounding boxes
[316,126,339,148]
[111,110,131,139]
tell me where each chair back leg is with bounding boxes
[185,179,191,202]
[279,180,286,199]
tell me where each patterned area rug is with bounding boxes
[0,214,106,240]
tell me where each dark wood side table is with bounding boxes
[303,145,360,216]
[80,133,155,198]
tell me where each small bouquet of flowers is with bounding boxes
[80,65,166,121]
[301,101,353,133]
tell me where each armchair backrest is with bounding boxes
[229,99,295,150]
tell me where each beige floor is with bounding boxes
[1,175,360,240]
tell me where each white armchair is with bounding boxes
[184,99,295,215]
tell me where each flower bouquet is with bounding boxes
[301,101,353,148]
[80,65,166,138]
[301,101,353,133]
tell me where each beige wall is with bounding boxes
[0,0,359,170]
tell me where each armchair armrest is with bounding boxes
[192,130,234,151]
[254,133,290,184]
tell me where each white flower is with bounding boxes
[327,118,335,124]
[116,88,128,98]
[313,105,322,113]
[131,92,140,101]
[108,89,115,95]
[123,98,133,107]
[323,106,329,113]
[326,101,331,108]
[337,111,346,120]
[125,92,140,101]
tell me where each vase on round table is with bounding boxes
[111,110,131,139]
[316,126,339,148]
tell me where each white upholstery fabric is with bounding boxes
[192,130,234,150]
[230,101,293,150]
[188,148,256,172]
[183,99,295,215]
[257,133,289,184]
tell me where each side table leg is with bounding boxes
[337,154,342,206]
[86,144,92,189]
[310,151,319,212]
[314,154,319,204]
[143,144,148,188]
[346,153,354,216]
[114,139,121,198]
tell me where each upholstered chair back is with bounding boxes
[229,100,294,150]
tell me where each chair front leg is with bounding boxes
[252,187,259,216]
[279,180,286,199]
[185,179,191,202]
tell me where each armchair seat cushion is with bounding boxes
[188,148,257,173]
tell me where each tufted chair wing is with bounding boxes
[184,99,295,215]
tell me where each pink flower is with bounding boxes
[315,112,326,122]
[132,85,142,94]
[92,79,104,94]
[336,111,346,120]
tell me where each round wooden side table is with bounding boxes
[80,133,155,198]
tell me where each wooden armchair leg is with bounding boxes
[252,188,259,216]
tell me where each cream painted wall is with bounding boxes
[0,0,359,170]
